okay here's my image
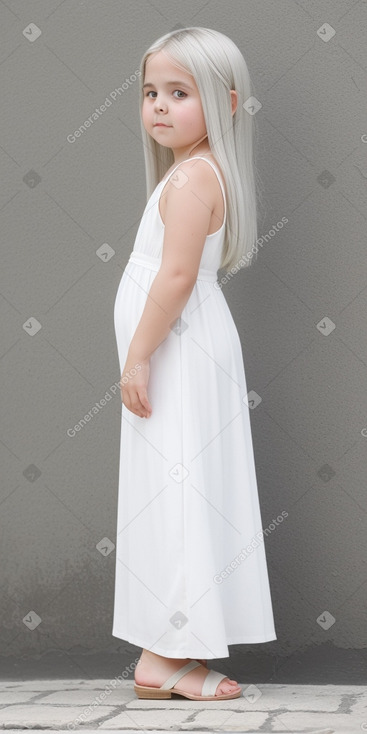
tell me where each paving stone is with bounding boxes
[99,708,193,729]
[0,683,364,732]
[181,708,243,728]
[0,691,38,704]
[185,708,269,729]
[349,686,367,718]
[240,683,343,712]
[0,678,134,691]
[0,704,113,728]
[12,731,261,734]
[126,695,251,709]
[273,709,362,732]
[1,680,132,704]
[36,688,127,705]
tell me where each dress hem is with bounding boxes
[111,628,277,658]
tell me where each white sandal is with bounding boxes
[134,660,242,700]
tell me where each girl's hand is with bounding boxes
[119,354,152,419]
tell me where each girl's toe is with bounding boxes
[216,677,241,696]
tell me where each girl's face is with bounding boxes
[142,50,208,157]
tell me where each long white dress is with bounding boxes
[112,156,277,659]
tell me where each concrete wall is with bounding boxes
[1,0,366,671]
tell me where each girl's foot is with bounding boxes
[135,649,240,697]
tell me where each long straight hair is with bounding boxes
[138,27,260,271]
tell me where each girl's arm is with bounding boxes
[127,161,217,363]
[127,271,196,362]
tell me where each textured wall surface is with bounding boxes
[1,0,366,672]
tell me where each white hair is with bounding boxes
[138,27,262,271]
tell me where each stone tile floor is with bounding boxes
[0,680,366,732]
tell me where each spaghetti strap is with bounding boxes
[163,156,227,220]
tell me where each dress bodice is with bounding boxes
[130,155,227,274]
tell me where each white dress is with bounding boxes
[112,156,277,659]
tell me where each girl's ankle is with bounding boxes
[140,649,187,664]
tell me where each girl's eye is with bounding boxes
[145,90,187,99]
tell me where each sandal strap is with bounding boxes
[160,660,201,690]
[201,668,228,697]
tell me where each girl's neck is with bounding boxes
[172,134,211,164]
[173,151,212,164]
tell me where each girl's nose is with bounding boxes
[154,98,167,112]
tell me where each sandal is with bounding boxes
[134,659,242,701]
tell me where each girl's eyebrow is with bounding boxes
[142,81,193,90]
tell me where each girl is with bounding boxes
[112,27,277,702]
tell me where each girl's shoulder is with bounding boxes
[163,154,224,185]
[159,154,226,231]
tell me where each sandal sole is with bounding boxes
[133,683,242,700]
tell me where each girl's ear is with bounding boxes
[230,89,238,116]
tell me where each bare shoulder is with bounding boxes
[159,156,224,226]
[173,155,222,188]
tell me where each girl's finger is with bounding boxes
[121,388,151,418]
[138,390,152,414]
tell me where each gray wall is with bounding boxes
[1,0,366,675]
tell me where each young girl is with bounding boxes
[112,27,277,702]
